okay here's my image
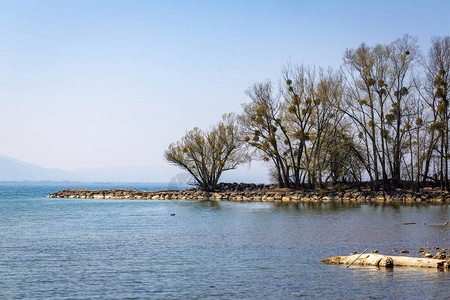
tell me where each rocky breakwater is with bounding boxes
[47,183,450,204]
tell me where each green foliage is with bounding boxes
[400,87,409,95]
[430,121,445,132]
[288,106,296,113]
[435,87,445,99]
[437,102,446,114]
[366,78,375,86]
[385,113,395,125]
[377,79,384,87]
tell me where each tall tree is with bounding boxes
[343,43,380,185]
[385,35,419,186]
[420,36,450,190]
[240,82,291,188]
[343,35,419,189]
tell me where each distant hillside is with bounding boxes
[0,154,270,183]
[0,155,71,181]
[0,155,168,182]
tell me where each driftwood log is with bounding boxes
[320,254,449,269]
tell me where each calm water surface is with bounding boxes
[0,183,449,299]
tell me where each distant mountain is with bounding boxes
[0,154,170,182]
[0,154,270,184]
[0,155,71,181]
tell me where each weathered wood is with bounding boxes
[346,249,368,268]
[320,254,449,269]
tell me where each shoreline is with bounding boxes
[48,187,450,204]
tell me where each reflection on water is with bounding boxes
[0,183,449,299]
[273,201,362,211]
[347,265,449,274]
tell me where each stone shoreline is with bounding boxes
[48,188,450,204]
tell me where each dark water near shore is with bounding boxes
[0,183,449,299]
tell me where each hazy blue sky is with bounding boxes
[0,0,449,180]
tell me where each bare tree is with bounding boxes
[241,65,363,188]
[165,113,248,191]
[419,36,450,190]
[343,35,419,189]
[240,82,292,187]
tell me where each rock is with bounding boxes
[422,251,433,258]
[433,252,446,260]
[350,251,357,255]
[400,249,409,253]
[372,250,378,253]
[46,187,450,205]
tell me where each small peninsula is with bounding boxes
[48,182,449,205]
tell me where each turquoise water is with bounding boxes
[0,183,449,299]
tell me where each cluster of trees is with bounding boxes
[165,35,449,191]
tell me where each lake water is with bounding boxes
[0,183,449,299]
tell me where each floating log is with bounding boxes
[320,253,449,269]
